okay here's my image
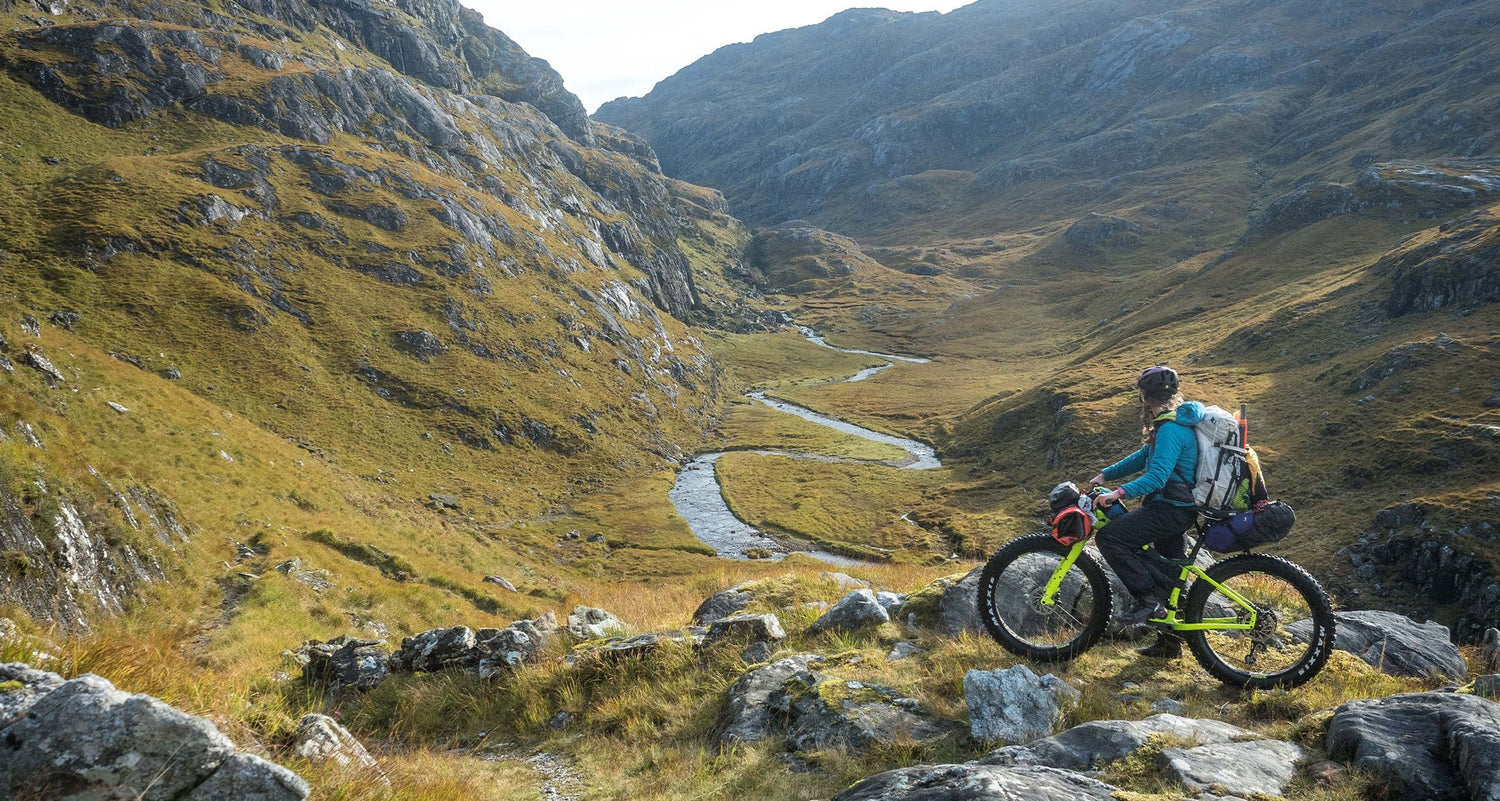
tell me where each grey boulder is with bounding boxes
[1326,691,1500,801]
[982,713,1254,770]
[301,635,389,692]
[832,763,1121,801]
[0,673,306,800]
[1289,610,1466,679]
[390,626,477,673]
[717,655,820,745]
[567,606,630,639]
[809,589,890,634]
[965,665,1079,744]
[290,713,387,784]
[0,661,65,728]
[692,588,754,624]
[706,613,785,643]
[1161,740,1306,797]
[184,754,310,800]
[937,567,983,635]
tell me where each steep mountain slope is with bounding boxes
[0,0,766,628]
[598,0,1500,638]
[597,0,1499,241]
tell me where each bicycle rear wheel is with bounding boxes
[978,532,1112,662]
[1181,553,1334,689]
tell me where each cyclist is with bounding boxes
[1088,365,1203,658]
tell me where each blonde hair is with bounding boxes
[1140,390,1184,444]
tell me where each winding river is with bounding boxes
[669,328,940,563]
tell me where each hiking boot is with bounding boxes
[1116,598,1166,626]
[1136,632,1183,659]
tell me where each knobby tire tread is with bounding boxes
[978,532,1113,662]
[1182,553,1335,690]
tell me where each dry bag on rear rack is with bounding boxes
[1202,501,1296,553]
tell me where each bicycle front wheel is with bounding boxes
[1182,553,1335,689]
[978,532,1113,662]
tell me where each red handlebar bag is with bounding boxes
[1050,505,1092,546]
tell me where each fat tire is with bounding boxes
[978,532,1113,662]
[1182,553,1335,690]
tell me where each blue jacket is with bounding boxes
[1101,401,1203,507]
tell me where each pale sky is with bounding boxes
[469,1,972,113]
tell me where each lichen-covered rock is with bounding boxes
[717,655,821,746]
[773,670,944,753]
[0,673,306,799]
[692,588,753,624]
[832,763,1122,801]
[0,661,65,728]
[1327,691,1500,801]
[706,613,785,643]
[390,626,477,673]
[1161,740,1306,797]
[301,635,390,692]
[965,665,1079,744]
[567,606,630,639]
[982,713,1254,770]
[1288,610,1466,679]
[808,589,890,634]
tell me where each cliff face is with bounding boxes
[0,0,756,623]
[596,0,1500,241]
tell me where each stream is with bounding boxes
[668,328,940,563]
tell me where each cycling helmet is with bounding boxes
[1135,365,1179,395]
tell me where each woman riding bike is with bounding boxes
[1088,365,1199,659]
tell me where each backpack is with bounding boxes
[1174,403,1268,513]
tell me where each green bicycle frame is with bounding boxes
[1042,538,1259,632]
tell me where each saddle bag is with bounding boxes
[1202,501,1296,553]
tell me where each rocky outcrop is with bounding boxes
[1063,213,1140,248]
[1376,206,1500,317]
[983,713,1254,770]
[0,472,168,631]
[0,666,307,799]
[808,589,891,634]
[1327,692,1500,801]
[290,713,387,784]
[1161,740,1306,797]
[744,221,885,292]
[567,606,630,639]
[388,613,560,677]
[1288,610,1467,680]
[832,763,1122,801]
[691,587,754,625]
[964,665,1078,744]
[299,635,390,692]
[716,654,943,752]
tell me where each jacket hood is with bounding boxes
[1172,400,1206,425]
